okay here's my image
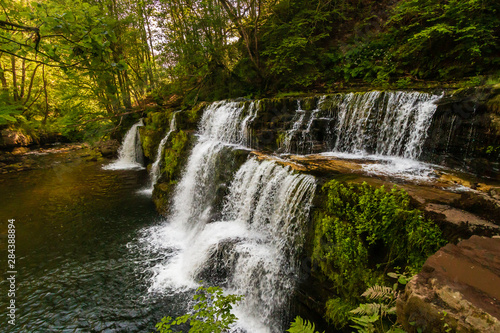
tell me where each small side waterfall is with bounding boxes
[104,119,144,170]
[140,100,316,332]
[148,111,180,190]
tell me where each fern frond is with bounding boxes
[350,303,382,316]
[287,316,324,333]
[361,285,395,301]
[351,302,396,318]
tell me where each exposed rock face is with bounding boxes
[422,88,500,177]
[397,236,500,332]
[0,129,32,147]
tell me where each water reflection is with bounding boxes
[0,154,175,332]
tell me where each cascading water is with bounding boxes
[145,111,180,193]
[327,91,443,180]
[221,159,316,331]
[277,91,443,180]
[332,91,441,158]
[281,101,306,153]
[138,100,316,332]
[104,119,145,170]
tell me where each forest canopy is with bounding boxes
[1,0,499,143]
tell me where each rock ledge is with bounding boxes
[397,235,500,332]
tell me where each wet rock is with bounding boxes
[12,147,30,155]
[450,192,500,226]
[195,238,241,287]
[425,203,499,229]
[397,236,500,332]
[422,88,500,177]
[96,140,120,157]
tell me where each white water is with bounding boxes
[319,151,441,182]
[141,159,315,332]
[139,100,316,332]
[277,91,444,180]
[332,91,441,158]
[104,119,145,170]
[281,101,306,153]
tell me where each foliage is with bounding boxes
[312,180,445,326]
[324,298,353,329]
[287,316,324,333]
[154,286,243,333]
[349,272,410,333]
[387,0,500,79]
[0,0,160,142]
[162,130,189,181]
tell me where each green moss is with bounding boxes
[276,131,286,147]
[312,180,445,327]
[162,130,189,181]
[487,94,500,115]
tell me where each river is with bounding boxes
[0,149,185,332]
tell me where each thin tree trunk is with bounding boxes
[0,65,8,90]
[42,64,49,124]
[11,55,19,101]
[20,59,26,98]
[23,64,41,106]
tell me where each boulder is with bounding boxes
[1,129,32,147]
[96,139,120,157]
[397,235,500,332]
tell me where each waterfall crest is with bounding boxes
[104,119,144,170]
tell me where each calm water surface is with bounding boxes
[0,152,183,332]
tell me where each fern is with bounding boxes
[287,316,324,333]
[361,285,396,301]
[350,303,396,317]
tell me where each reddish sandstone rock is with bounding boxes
[397,235,500,332]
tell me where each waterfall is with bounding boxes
[278,91,441,159]
[222,159,316,332]
[332,91,441,159]
[104,119,144,170]
[281,101,306,153]
[324,91,443,180]
[147,111,180,191]
[140,100,316,332]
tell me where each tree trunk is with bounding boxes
[11,55,19,101]
[20,59,26,98]
[42,64,49,124]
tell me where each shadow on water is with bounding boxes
[0,153,185,332]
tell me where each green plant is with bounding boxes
[154,286,243,333]
[312,181,445,327]
[349,272,411,333]
[287,316,324,333]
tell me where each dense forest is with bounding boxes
[1,0,499,144]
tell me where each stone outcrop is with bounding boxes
[397,235,500,332]
[0,129,32,147]
[422,87,500,177]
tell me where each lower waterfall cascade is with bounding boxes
[138,100,316,332]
